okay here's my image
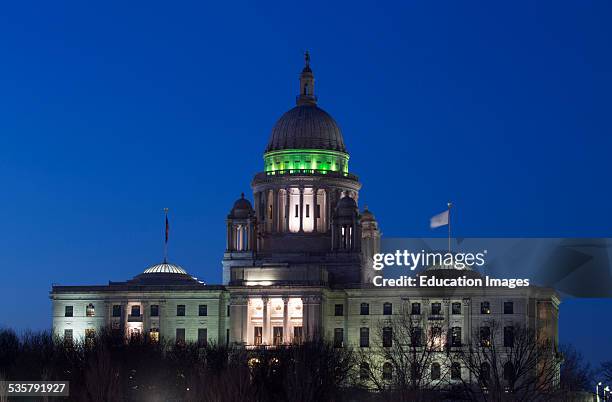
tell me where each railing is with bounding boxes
[254,169,359,181]
[127,315,143,322]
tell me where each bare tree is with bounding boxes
[456,320,560,402]
[559,344,591,393]
[600,360,612,384]
[358,309,451,401]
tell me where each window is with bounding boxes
[451,363,461,380]
[382,362,393,380]
[199,304,208,316]
[64,306,73,317]
[112,305,121,317]
[411,328,422,346]
[176,328,185,344]
[480,326,491,347]
[273,327,283,346]
[254,326,263,346]
[85,328,95,342]
[411,302,421,315]
[129,327,141,339]
[333,328,343,348]
[150,304,159,317]
[64,329,73,345]
[226,328,230,345]
[431,302,441,315]
[480,363,490,385]
[360,303,369,315]
[430,326,442,348]
[504,326,514,347]
[227,305,231,317]
[431,363,441,380]
[504,301,514,314]
[316,204,321,218]
[503,362,515,382]
[451,327,462,347]
[334,304,344,316]
[198,328,208,346]
[293,326,303,344]
[383,302,393,315]
[360,362,370,380]
[177,304,185,316]
[131,305,141,317]
[359,327,369,347]
[86,303,95,317]
[452,302,462,315]
[382,327,392,347]
[295,205,299,218]
[306,204,310,218]
[481,301,491,314]
[149,328,159,343]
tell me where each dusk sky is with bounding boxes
[1,1,611,367]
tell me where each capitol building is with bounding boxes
[50,55,559,383]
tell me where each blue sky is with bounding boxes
[1,1,610,367]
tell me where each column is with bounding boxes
[230,296,248,345]
[299,187,304,232]
[272,189,278,233]
[302,296,310,341]
[311,296,322,340]
[313,187,318,233]
[283,296,289,343]
[325,189,331,232]
[284,188,290,232]
[262,296,269,345]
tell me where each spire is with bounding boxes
[297,50,317,106]
[163,208,169,263]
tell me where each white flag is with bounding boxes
[430,210,449,228]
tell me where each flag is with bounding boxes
[165,214,169,244]
[430,210,449,229]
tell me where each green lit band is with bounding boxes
[264,149,349,174]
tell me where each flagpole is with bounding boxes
[163,208,169,263]
[447,202,452,253]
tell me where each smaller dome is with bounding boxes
[361,207,376,222]
[230,193,254,219]
[143,262,187,274]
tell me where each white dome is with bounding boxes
[143,262,187,274]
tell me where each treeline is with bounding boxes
[0,326,597,402]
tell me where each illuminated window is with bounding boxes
[383,302,393,315]
[451,327,462,347]
[85,328,95,341]
[411,303,420,315]
[64,306,73,317]
[150,304,159,317]
[254,326,263,346]
[198,328,207,346]
[481,301,491,314]
[131,305,141,317]
[360,327,369,347]
[333,328,343,348]
[149,328,159,342]
[112,305,121,317]
[273,327,283,345]
[480,326,491,347]
[382,327,392,347]
[293,326,302,344]
[334,304,344,316]
[504,301,514,314]
[176,328,185,344]
[199,304,208,316]
[86,303,95,317]
[431,302,441,315]
[360,303,369,315]
[452,302,462,315]
[177,305,185,316]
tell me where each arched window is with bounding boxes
[480,362,490,386]
[451,362,461,380]
[304,83,310,95]
[86,303,95,317]
[382,362,393,381]
[431,363,441,380]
